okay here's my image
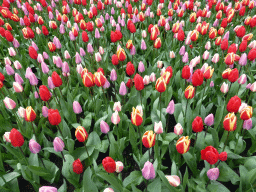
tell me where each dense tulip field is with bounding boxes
[0,0,256,191]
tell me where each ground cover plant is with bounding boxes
[0,0,256,191]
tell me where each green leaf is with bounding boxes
[148,177,161,192]
[182,167,189,190]
[123,171,143,188]
[58,180,67,192]
[97,172,123,191]
[183,152,199,176]
[28,166,50,176]
[2,172,20,183]
[86,131,101,150]
[207,181,230,192]
[83,167,98,192]
[218,162,240,185]
[129,124,139,158]
[82,113,92,130]
[214,105,224,130]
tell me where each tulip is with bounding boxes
[165,175,180,187]
[250,82,256,92]
[138,61,145,73]
[75,126,88,142]
[48,109,61,126]
[110,69,117,81]
[64,50,71,59]
[166,100,175,114]
[176,136,190,154]
[143,76,150,85]
[4,57,11,65]
[13,82,23,93]
[3,132,11,142]
[243,119,253,130]
[131,106,143,126]
[29,139,41,154]
[3,97,16,110]
[240,106,253,120]
[220,82,229,93]
[204,114,214,126]
[102,157,116,173]
[42,106,49,117]
[119,81,127,95]
[207,168,219,181]
[73,101,82,114]
[184,85,195,99]
[48,77,55,89]
[142,161,155,180]
[53,137,64,152]
[73,159,84,174]
[100,120,110,134]
[142,131,156,148]
[223,113,237,131]
[103,188,114,192]
[154,121,163,134]
[8,47,16,57]
[5,65,15,76]
[111,111,120,125]
[174,123,183,135]
[39,186,57,192]
[9,128,24,147]
[114,161,124,173]
[113,102,121,112]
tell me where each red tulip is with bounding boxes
[39,85,51,101]
[48,109,61,126]
[51,71,62,87]
[9,128,24,147]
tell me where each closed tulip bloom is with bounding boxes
[166,100,175,114]
[203,66,214,79]
[29,139,41,154]
[142,161,155,180]
[116,48,126,61]
[94,71,106,87]
[166,175,180,187]
[238,74,247,84]
[119,81,127,95]
[48,77,55,89]
[176,136,190,154]
[240,106,253,120]
[134,74,144,91]
[115,161,124,173]
[51,71,62,87]
[243,118,253,130]
[184,85,195,99]
[3,132,11,143]
[131,106,143,126]
[18,107,25,118]
[250,82,256,92]
[3,97,16,110]
[13,82,23,93]
[220,82,229,93]
[100,120,110,134]
[102,157,116,173]
[39,186,57,192]
[155,77,166,92]
[83,72,95,87]
[28,46,38,60]
[9,128,24,147]
[154,121,163,134]
[138,61,145,73]
[192,116,204,132]
[227,96,241,113]
[110,69,117,81]
[201,146,219,164]
[174,123,183,135]
[204,114,214,126]
[207,168,219,180]
[111,111,120,125]
[73,101,82,114]
[73,159,84,174]
[8,47,16,56]
[181,65,191,79]
[192,69,204,86]
[48,109,61,126]
[223,113,237,131]
[25,106,36,122]
[64,50,71,59]
[75,126,88,142]
[42,106,49,117]
[113,102,121,112]
[103,188,114,192]
[142,131,156,148]
[39,85,51,101]
[53,137,64,152]
[5,65,15,75]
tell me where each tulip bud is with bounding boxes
[220,82,229,93]
[165,175,180,187]
[223,113,237,131]
[29,139,41,154]
[166,100,175,114]
[100,120,110,134]
[119,82,127,95]
[243,118,253,130]
[115,161,124,173]
[176,136,190,154]
[204,114,214,126]
[9,128,24,147]
[142,131,156,148]
[207,168,219,181]
[240,106,253,120]
[73,159,84,174]
[142,161,155,180]
[75,126,88,142]
[113,102,121,112]
[3,97,16,110]
[154,121,163,134]
[131,106,143,126]
[39,186,57,192]
[111,111,120,125]
[174,123,183,135]
[103,188,114,192]
[73,101,82,114]
[53,137,64,152]
[42,106,49,117]
[3,132,11,142]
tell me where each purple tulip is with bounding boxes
[110,69,117,81]
[73,101,82,114]
[204,114,214,126]
[12,38,20,48]
[182,52,189,63]
[179,45,185,56]
[59,24,65,34]
[3,97,16,110]
[53,137,64,152]
[43,52,49,59]
[48,77,55,89]
[239,53,247,66]
[166,100,175,114]
[28,73,38,86]
[31,41,38,51]
[243,119,252,130]
[39,186,58,192]
[87,43,94,54]
[5,65,15,75]
[41,62,49,74]
[62,62,70,73]
[103,79,110,89]
[223,31,229,40]
[75,52,82,64]
[95,28,100,39]
[130,46,136,55]
[210,81,214,87]
[141,39,147,50]
[138,61,145,73]
[142,161,155,180]
[80,48,86,57]
[100,120,110,134]
[53,36,61,49]
[207,168,219,181]
[42,106,49,117]
[29,139,41,154]
[119,82,127,96]
[55,57,62,68]
[69,31,76,41]
[14,73,24,84]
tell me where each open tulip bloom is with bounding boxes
[1,0,256,191]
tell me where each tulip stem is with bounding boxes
[200,80,207,115]
[57,125,64,140]
[83,142,91,164]
[39,155,46,168]
[138,126,142,155]
[148,148,151,162]
[61,151,66,162]
[223,131,230,152]
[184,99,188,132]
[19,147,28,165]
[30,122,37,141]
[205,179,210,189]
[58,87,63,98]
